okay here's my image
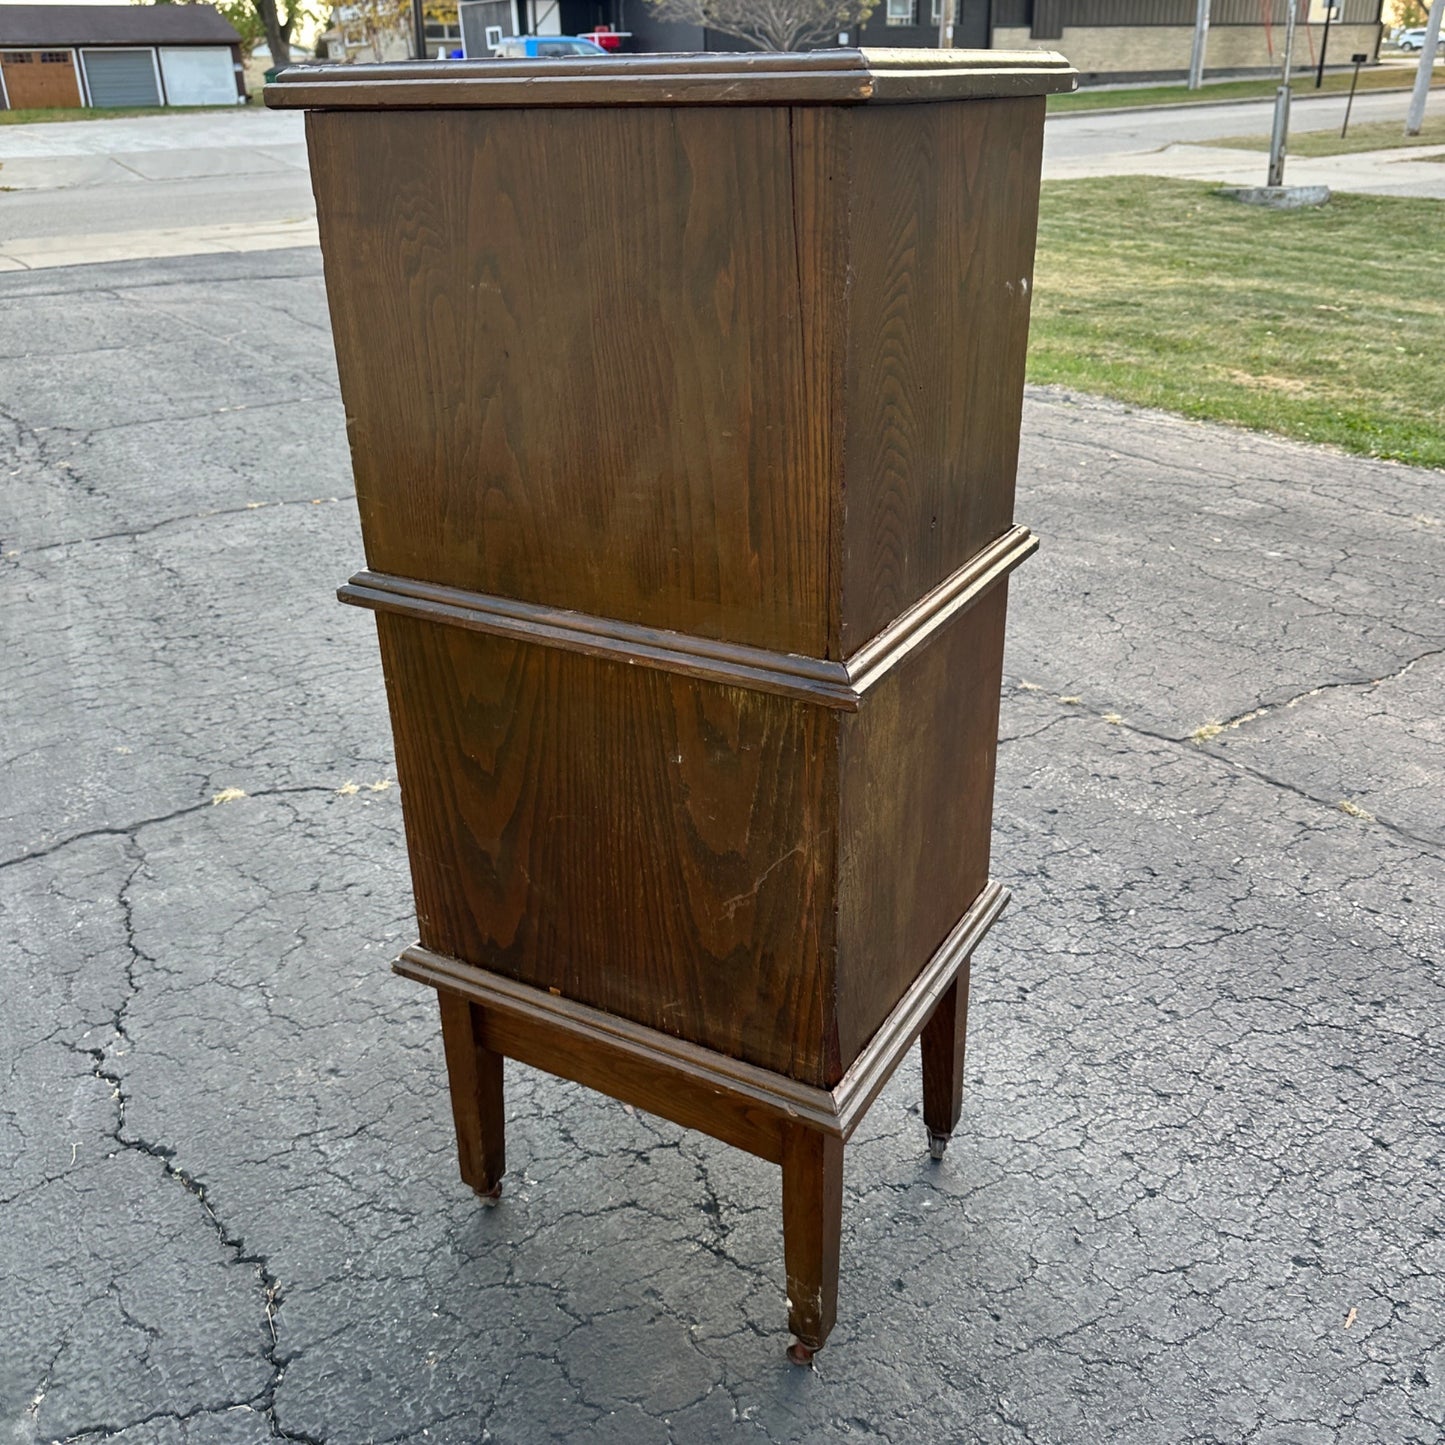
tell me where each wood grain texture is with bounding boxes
[309,105,830,657]
[376,613,842,1084]
[402,879,1005,1150]
[834,582,1010,1072]
[340,529,1031,714]
[403,946,845,1162]
[920,970,970,1146]
[788,104,852,662]
[840,98,1046,651]
[781,1124,844,1350]
[338,569,859,709]
[266,49,1077,110]
[292,64,1056,1353]
[438,993,505,1195]
[832,879,1006,1136]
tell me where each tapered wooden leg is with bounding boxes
[920,965,971,1160]
[781,1123,843,1362]
[438,991,505,1200]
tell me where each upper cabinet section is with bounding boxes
[281,50,1072,658]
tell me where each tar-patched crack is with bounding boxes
[998,674,1445,857]
[4,266,1443,1445]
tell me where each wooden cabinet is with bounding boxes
[267,47,1074,1360]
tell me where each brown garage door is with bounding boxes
[1,50,83,109]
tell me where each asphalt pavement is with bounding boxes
[2,249,1441,1444]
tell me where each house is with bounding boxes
[617,0,1382,82]
[0,4,246,110]
[320,8,462,63]
[993,0,1383,84]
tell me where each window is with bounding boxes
[930,0,942,21]
[885,0,917,24]
[41,51,71,63]
[3,51,35,63]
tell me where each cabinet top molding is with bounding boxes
[264,47,1077,110]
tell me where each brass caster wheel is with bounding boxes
[786,1338,819,1367]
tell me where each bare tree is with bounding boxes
[646,0,878,51]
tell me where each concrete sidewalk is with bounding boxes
[0,217,319,272]
[1046,138,1445,198]
[2,248,1441,1445]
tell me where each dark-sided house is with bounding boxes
[612,0,1381,82]
[0,4,246,111]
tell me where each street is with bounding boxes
[1,81,1443,269]
[1,242,1441,1442]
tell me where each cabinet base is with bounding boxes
[395,879,1009,1352]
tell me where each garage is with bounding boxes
[158,45,237,106]
[0,49,82,108]
[80,47,161,107]
[0,5,243,111]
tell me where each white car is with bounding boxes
[1396,27,1444,49]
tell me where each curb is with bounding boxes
[1046,78,1432,120]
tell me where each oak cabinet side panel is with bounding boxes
[835,584,1009,1071]
[308,107,830,656]
[374,614,842,1084]
[840,98,1045,650]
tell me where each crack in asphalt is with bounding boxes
[1003,646,1445,855]
[6,493,357,559]
[0,787,348,874]
[1191,644,1445,739]
[6,263,1443,1445]
[63,836,329,1445]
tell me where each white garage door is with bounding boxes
[158,46,238,106]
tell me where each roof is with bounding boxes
[265,48,1078,109]
[0,4,241,48]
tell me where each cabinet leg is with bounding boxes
[920,966,971,1161]
[781,1123,843,1361]
[438,991,505,1200]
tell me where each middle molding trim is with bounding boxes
[339,523,1036,711]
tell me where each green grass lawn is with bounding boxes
[0,104,239,125]
[1048,65,1442,113]
[1028,177,1445,468]
[1206,112,1445,154]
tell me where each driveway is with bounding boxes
[2,248,1441,1444]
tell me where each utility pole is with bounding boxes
[1188,0,1212,89]
[1405,0,1444,135]
[937,0,955,49]
[1267,0,1302,186]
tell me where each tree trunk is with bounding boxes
[254,0,293,68]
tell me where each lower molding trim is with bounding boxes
[394,879,1010,1162]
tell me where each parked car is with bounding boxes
[1395,26,1445,49]
[492,35,608,57]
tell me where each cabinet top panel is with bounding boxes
[265,48,1076,110]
